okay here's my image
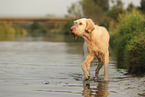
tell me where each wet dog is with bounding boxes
[70,18,110,81]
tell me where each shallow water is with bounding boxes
[0,35,144,97]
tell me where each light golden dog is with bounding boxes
[70,18,109,81]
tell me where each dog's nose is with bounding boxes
[70,27,73,31]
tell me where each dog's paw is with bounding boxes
[83,71,90,80]
[83,74,90,81]
[83,76,90,81]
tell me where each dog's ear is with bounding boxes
[85,19,95,33]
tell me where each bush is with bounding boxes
[124,33,145,75]
[116,10,144,36]
[110,9,145,68]
[0,22,27,41]
[62,20,74,35]
[110,9,145,75]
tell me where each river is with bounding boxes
[0,35,144,97]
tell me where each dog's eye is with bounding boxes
[79,22,83,25]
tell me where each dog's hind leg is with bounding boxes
[95,53,104,77]
[104,51,109,81]
[95,64,104,77]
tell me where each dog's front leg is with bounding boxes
[82,52,95,80]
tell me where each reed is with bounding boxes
[0,22,27,41]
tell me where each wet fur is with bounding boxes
[70,18,109,81]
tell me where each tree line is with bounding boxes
[66,0,145,30]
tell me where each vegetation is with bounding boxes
[110,9,145,75]
[125,33,145,75]
[30,22,47,36]
[29,21,74,35]
[0,22,27,41]
[139,0,145,13]
[67,0,109,24]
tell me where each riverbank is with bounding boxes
[110,9,145,75]
[0,22,27,41]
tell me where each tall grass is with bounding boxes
[124,33,145,75]
[0,22,27,41]
[110,9,145,75]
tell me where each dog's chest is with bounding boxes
[86,41,99,52]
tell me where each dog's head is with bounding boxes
[70,18,95,39]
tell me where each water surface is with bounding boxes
[0,35,144,97]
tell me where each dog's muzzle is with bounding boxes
[70,27,78,39]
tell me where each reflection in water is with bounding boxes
[82,80,109,97]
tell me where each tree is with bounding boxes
[127,3,136,12]
[140,0,145,12]
[93,0,109,12]
[106,0,125,22]
[66,1,83,18]
[66,0,109,24]
[81,0,109,24]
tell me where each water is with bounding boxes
[0,35,144,97]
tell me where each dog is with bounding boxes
[70,18,109,81]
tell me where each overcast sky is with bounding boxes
[0,0,141,17]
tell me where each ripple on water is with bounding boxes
[0,41,145,97]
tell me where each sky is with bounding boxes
[0,0,141,17]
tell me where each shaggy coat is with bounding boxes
[70,18,109,81]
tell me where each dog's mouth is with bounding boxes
[70,28,78,39]
[71,32,78,39]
